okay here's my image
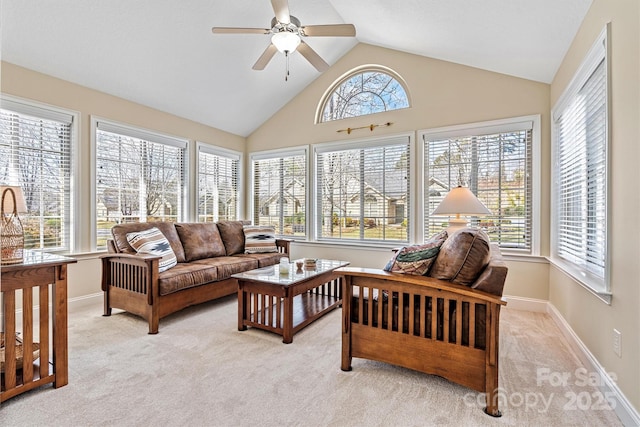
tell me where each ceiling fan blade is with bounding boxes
[212,27,271,35]
[297,41,329,72]
[300,24,356,37]
[271,0,290,24]
[252,43,279,70]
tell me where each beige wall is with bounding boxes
[248,43,551,300]
[549,0,640,411]
[1,61,246,299]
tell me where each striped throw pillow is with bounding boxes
[127,227,178,272]
[243,225,278,253]
[384,230,448,275]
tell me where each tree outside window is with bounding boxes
[319,67,410,122]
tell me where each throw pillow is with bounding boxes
[216,221,246,255]
[428,227,491,286]
[126,227,177,272]
[243,225,278,253]
[175,223,226,261]
[383,230,448,275]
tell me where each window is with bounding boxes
[0,97,74,252]
[422,117,538,253]
[552,25,609,297]
[315,135,410,243]
[318,66,410,122]
[197,144,241,222]
[94,119,187,250]
[251,149,306,237]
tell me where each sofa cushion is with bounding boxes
[243,225,278,253]
[126,227,178,272]
[111,221,186,263]
[235,252,284,268]
[192,256,258,280]
[157,262,218,296]
[216,221,246,255]
[384,230,447,275]
[175,223,227,261]
[428,227,491,286]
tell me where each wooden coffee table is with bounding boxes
[233,259,349,343]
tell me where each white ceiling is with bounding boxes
[1,0,592,137]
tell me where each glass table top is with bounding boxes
[232,259,349,286]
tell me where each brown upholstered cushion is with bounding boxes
[216,221,246,255]
[157,262,218,296]
[175,223,227,261]
[234,252,284,268]
[428,227,491,286]
[111,221,186,263]
[192,256,258,280]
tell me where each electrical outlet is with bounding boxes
[613,329,622,357]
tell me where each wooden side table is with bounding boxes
[1,250,76,402]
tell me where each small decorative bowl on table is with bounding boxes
[303,258,317,270]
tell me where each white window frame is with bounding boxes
[196,142,242,223]
[91,117,189,250]
[250,146,309,238]
[418,115,541,256]
[550,24,610,302]
[315,65,411,123]
[312,133,413,246]
[0,94,80,254]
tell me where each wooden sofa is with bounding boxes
[101,221,290,334]
[339,229,507,417]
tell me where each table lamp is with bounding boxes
[1,185,28,265]
[431,186,491,233]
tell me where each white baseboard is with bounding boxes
[68,292,103,311]
[546,302,640,427]
[503,295,548,312]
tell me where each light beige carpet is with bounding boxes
[0,296,623,426]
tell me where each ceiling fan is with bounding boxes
[212,0,355,76]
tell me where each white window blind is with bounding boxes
[0,99,73,252]
[251,149,306,237]
[423,121,533,252]
[95,120,186,249]
[315,136,410,243]
[198,145,240,222]
[552,26,608,294]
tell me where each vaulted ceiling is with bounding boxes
[1,0,592,137]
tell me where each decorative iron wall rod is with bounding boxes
[336,122,393,134]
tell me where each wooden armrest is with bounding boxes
[275,238,293,255]
[336,267,506,305]
[101,253,160,302]
[100,252,161,262]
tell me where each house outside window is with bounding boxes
[314,135,411,244]
[251,148,307,237]
[94,119,187,250]
[421,116,539,254]
[0,97,75,252]
[317,66,410,123]
[551,25,609,299]
[197,143,241,222]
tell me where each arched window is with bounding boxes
[317,66,410,123]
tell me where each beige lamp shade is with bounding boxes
[432,186,491,233]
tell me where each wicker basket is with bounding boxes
[0,332,41,372]
[0,187,25,265]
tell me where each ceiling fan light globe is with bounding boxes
[271,31,300,53]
